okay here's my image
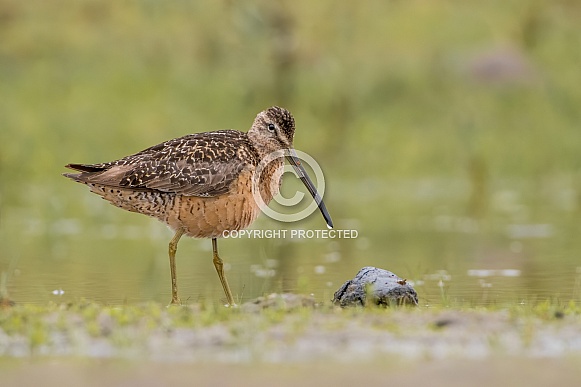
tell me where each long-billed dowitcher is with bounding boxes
[63,106,333,306]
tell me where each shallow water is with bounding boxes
[2,178,579,307]
[11,255,576,307]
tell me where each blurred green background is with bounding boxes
[1,0,580,306]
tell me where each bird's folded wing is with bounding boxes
[65,131,258,197]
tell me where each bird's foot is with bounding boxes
[167,297,182,307]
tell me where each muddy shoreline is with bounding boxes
[1,298,580,362]
[2,298,581,386]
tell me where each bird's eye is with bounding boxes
[267,123,276,132]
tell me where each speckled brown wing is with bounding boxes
[64,130,259,197]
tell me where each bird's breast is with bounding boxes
[256,158,284,204]
[167,159,284,238]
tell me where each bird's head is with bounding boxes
[248,106,296,152]
[248,106,333,229]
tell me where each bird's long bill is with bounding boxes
[285,150,334,229]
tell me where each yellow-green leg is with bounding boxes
[212,238,235,306]
[168,228,185,305]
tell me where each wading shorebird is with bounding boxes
[64,107,333,306]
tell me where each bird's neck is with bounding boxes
[247,130,282,159]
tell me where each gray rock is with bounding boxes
[333,267,418,307]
